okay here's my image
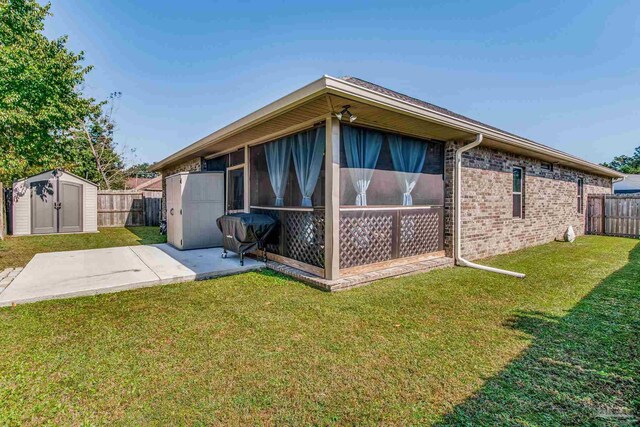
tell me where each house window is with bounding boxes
[577,178,584,214]
[513,167,524,218]
[540,162,554,172]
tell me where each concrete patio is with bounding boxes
[0,244,264,306]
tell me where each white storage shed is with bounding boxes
[12,169,98,235]
[166,171,225,250]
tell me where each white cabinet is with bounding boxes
[166,171,224,250]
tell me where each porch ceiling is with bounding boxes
[186,94,475,163]
[326,94,471,142]
[185,95,330,161]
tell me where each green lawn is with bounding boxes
[0,236,638,425]
[0,227,166,270]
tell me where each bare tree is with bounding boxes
[76,92,131,189]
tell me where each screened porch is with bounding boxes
[231,120,445,279]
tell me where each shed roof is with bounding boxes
[13,169,98,187]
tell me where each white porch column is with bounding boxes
[324,117,340,280]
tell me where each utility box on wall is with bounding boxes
[166,171,225,250]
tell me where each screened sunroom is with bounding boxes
[158,77,475,282]
[224,120,446,279]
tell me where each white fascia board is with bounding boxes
[324,76,623,178]
[151,76,330,171]
[153,74,622,179]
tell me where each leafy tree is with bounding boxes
[602,146,640,174]
[0,0,93,184]
[126,162,159,179]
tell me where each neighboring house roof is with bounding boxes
[151,75,623,178]
[126,176,162,191]
[614,175,640,193]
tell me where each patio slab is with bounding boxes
[0,244,263,306]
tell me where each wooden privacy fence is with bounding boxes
[98,190,162,227]
[586,194,640,238]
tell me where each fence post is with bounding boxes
[601,195,606,235]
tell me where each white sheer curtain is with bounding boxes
[264,136,292,206]
[388,135,427,206]
[343,126,383,206]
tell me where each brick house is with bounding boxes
[151,76,622,288]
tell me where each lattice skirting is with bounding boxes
[252,208,325,268]
[339,208,443,269]
[399,210,441,257]
[339,211,394,269]
[254,207,442,271]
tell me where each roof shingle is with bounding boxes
[340,76,534,143]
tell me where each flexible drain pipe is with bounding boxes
[455,134,526,278]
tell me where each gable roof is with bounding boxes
[341,76,530,143]
[151,75,623,179]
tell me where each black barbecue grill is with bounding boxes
[216,213,277,266]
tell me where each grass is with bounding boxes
[0,236,638,425]
[0,227,166,270]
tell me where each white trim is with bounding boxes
[339,205,442,212]
[324,116,341,280]
[202,116,328,160]
[226,166,245,213]
[577,177,584,214]
[204,148,239,160]
[324,76,621,178]
[512,166,524,219]
[152,78,328,170]
[246,116,329,148]
[152,75,623,179]
[249,205,316,212]
[243,146,250,213]
[226,163,245,171]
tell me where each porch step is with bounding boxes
[267,257,454,292]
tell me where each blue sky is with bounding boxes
[43,0,640,165]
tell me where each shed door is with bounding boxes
[31,180,57,234]
[59,182,83,233]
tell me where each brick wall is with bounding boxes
[443,142,612,260]
[160,157,202,221]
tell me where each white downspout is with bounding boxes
[455,134,526,278]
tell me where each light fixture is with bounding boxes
[335,105,357,122]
